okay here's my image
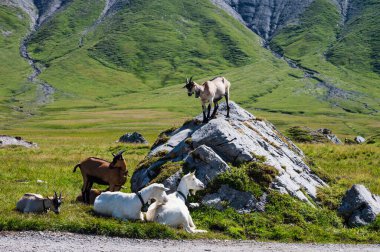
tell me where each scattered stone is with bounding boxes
[202,185,264,213]
[131,101,327,206]
[286,126,342,144]
[316,128,342,144]
[354,136,366,144]
[338,184,380,227]
[117,132,148,144]
[36,180,46,184]
[0,135,37,148]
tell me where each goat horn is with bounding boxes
[54,191,57,198]
[116,150,126,156]
[112,153,116,157]
[59,192,62,198]
[189,76,193,82]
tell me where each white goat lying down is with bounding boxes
[16,192,62,214]
[94,183,169,221]
[146,172,207,233]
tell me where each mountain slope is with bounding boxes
[28,0,261,88]
[326,0,380,74]
[0,0,379,137]
[0,5,32,119]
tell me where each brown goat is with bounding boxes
[76,189,102,205]
[73,150,128,204]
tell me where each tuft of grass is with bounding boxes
[149,161,183,184]
[150,127,177,150]
[316,186,345,210]
[245,162,279,188]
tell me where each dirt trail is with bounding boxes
[1,231,379,252]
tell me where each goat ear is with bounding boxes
[186,77,189,83]
[112,153,116,157]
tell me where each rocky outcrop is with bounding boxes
[338,184,380,227]
[1,0,38,29]
[215,0,314,40]
[184,145,230,186]
[0,135,37,148]
[117,132,148,144]
[2,0,66,28]
[287,126,342,144]
[131,101,327,205]
[202,185,266,213]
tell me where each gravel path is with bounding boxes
[0,231,379,252]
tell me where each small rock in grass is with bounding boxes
[117,132,148,144]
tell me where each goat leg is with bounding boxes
[225,94,230,118]
[207,104,211,119]
[211,102,218,119]
[202,104,208,123]
[85,181,93,204]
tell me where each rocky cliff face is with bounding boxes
[2,0,66,29]
[218,0,314,40]
[214,0,355,40]
[131,102,327,207]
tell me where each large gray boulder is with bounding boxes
[184,145,230,186]
[338,184,380,227]
[131,101,326,205]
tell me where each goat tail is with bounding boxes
[73,164,81,173]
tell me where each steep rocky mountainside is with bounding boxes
[220,0,314,40]
[218,0,380,74]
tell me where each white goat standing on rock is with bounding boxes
[183,76,231,123]
[94,183,169,221]
[146,172,207,233]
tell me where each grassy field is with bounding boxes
[0,0,379,242]
[0,110,380,242]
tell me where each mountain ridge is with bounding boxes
[0,0,379,136]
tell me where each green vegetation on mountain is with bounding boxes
[0,0,378,137]
[326,0,380,74]
[0,6,31,119]
[270,0,340,62]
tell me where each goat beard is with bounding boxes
[190,189,196,195]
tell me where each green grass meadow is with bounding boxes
[1,108,380,242]
[0,0,380,242]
